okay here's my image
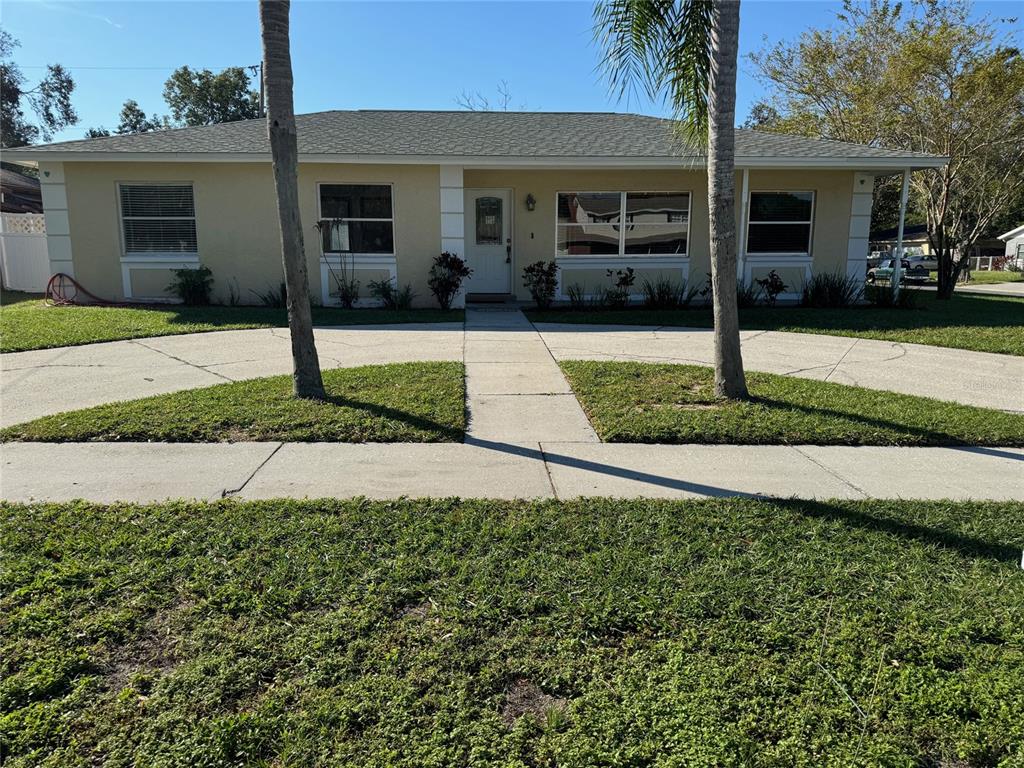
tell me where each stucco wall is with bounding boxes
[61,161,855,305]
[62,161,441,306]
[465,167,855,300]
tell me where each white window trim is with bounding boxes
[316,181,397,257]
[745,189,816,257]
[554,190,692,258]
[116,181,198,259]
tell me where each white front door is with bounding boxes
[464,188,512,294]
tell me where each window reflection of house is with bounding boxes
[557,191,689,256]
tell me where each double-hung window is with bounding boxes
[556,191,689,257]
[119,184,197,254]
[746,191,814,255]
[319,184,394,254]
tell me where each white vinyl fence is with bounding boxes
[0,213,49,293]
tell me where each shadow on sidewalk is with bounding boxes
[464,436,755,498]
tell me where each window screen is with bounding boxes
[119,184,197,253]
[747,191,814,254]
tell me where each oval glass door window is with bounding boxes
[476,197,502,245]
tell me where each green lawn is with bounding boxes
[0,362,465,443]
[0,291,462,353]
[2,498,1022,766]
[560,360,1024,445]
[929,270,1024,285]
[526,292,1024,356]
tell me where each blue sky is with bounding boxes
[2,0,1020,143]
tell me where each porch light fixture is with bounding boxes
[525,193,536,212]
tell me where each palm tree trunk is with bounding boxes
[706,0,748,399]
[259,0,325,399]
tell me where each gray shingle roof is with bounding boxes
[8,110,944,165]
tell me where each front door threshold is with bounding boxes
[466,293,516,304]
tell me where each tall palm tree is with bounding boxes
[259,0,326,399]
[595,0,748,398]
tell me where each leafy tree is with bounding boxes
[749,0,1024,298]
[163,66,260,126]
[595,0,748,398]
[1,28,77,146]
[86,99,169,138]
[259,0,325,400]
[116,99,169,134]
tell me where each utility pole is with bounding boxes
[248,63,266,117]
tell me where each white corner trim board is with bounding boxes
[38,161,74,280]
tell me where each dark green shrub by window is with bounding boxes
[167,265,213,305]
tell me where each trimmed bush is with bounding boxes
[801,272,863,308]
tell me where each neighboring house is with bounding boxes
[3,110,945,306]
[998,224,1024,269]
[0,167,43,214]
[871,223,931,256]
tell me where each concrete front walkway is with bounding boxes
[3,441,1022,503]
[2,314,1022,427]
[464,308,597,443]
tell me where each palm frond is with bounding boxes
[594,0,714,141]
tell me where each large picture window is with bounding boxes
[557,191,689,256]
[319,184,394,254]
[747,191,814,255]
[119,184,197,254]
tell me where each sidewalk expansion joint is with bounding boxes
[537,442,560,500]
[220,442,283,498]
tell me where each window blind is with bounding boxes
[119,184,197,253]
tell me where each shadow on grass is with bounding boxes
[747,395,1006,447]
[526,292,1024,334]
[771,498,1022,564]
[320,394,463,441]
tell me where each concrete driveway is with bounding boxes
[2,316,1022,427]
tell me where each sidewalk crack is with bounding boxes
[130,339,236,382]
[791,446,869,498]
[220,443,283,497]
[537,442,560,500]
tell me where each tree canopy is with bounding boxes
[163,66,260,126]
[0,28,77,147]
[747,0,1024,296]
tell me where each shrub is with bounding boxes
[640,277,698,309]
[522,261,559,309]
[801,272,863,308]
[864,284,920,309]
[368,279,416,310]
[167,265,214,305]
[250,281,287,308]
[564,282,587,310]
[736,280,762,308]
[755,270,788,306]
[698,272,760,308]
[605,267,636,308]
[428,252,472,310]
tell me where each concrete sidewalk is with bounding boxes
[3,441,1022,503]
[464,308,597,443]
[3,314,1022,428]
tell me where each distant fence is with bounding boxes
[0,213,49,293]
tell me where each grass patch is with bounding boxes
[526,292,1024,356]
[560,360,1024,445]
[0,362,465,443]
[930,270,1024,285]
[0,290,462,353]
[2,497,1022,766]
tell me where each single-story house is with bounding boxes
[999,224,1024,269]
[4,110,946,306]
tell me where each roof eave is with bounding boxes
[2,149,949,170]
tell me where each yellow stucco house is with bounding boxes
[4,110,946,306]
